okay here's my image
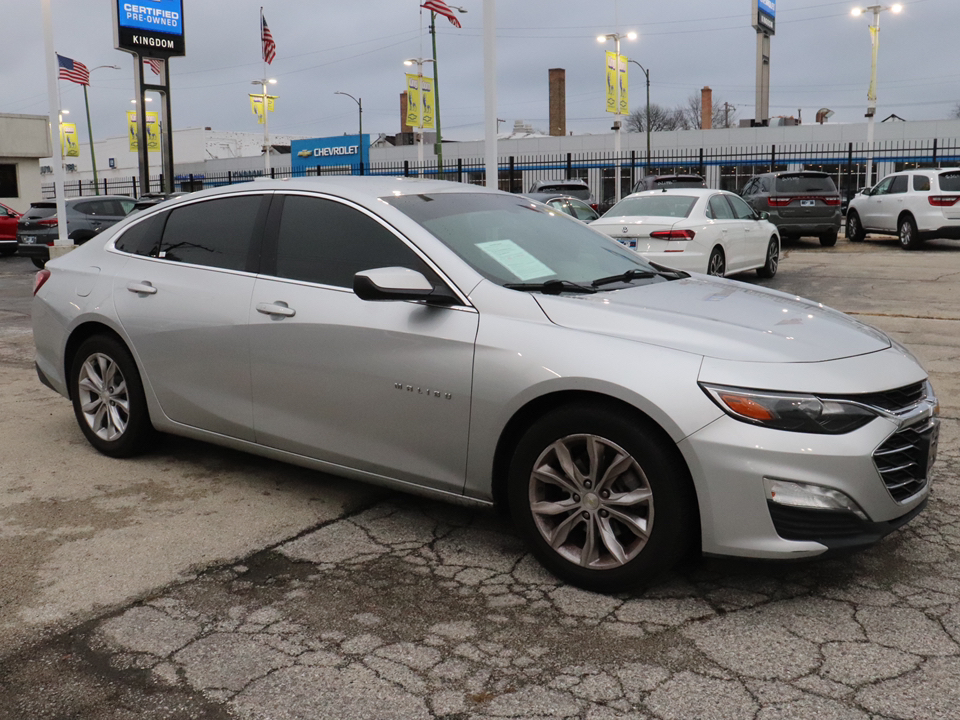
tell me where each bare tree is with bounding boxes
[626,103,686,132]
[953,102,960,119]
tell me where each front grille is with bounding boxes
[821,382,925,412]
[873,421,936,501]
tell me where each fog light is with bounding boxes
[763,478,868,520]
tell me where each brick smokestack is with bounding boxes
[400,92,412,133]
[549,68,566,137]
[701,86,713,130]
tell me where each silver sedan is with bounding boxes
[31,178,940,592]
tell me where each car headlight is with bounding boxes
[700,383,877,434]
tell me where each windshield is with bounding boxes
[384,193,655,288]
[606,195,697,218]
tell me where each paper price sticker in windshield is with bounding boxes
[477,240,554,281]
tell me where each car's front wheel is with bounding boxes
[846,211,865,242]
[507,404,696,593]
[756,236,779,278]
[707,247,725,277]
[69,335,154,457]
[898,215,922,250]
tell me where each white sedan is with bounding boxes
[591,189,780,278]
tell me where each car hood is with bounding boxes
[534,275,891,363]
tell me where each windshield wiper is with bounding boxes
[503,279,598,295]
[590,267,687,288]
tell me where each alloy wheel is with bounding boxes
[77,353,130,441]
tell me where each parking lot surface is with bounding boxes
[1,234,958,720]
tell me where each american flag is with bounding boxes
[144,58,163,75]
[422,0,462,28]
[261,11,276,64]
[56,54,90,86]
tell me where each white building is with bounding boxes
[1,113,53,212]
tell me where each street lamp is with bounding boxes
[404,57,435,177]
[425,3,467,175]
[252,77,277,175]
[598,31,637,204]
[82,65,120,195]
[851,4,902,188]
[628,59,651,175]
[334,91,363,173]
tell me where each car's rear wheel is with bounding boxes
[756,237,779,278]
[846,211,865,242]
[819,229,838,247]
[898,215,922,251]
[69,335,153,457]
[507,404,696,593]
[31,258,45,269]
[707,247,725,277]
[0,247,16,257]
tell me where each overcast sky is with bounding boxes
[4,0,959,146]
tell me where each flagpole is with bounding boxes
[261,8,270,176]
[82,84,99,195]
[430,11,443,175]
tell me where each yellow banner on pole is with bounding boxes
[249,95,278,125]
[405,74,421,128]
[420,77,435,130]
[618,54,629,115]
[60,122,79,157]
[605,52,617,113]
[127,111,160,152]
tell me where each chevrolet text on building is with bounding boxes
[291,135,370,173]
[313,145,360,157]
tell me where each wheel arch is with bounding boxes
[63,321,129,400]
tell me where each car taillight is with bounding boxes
[823,196,841,206]
[590,203,599,211]
[649,229,696,240]
[928,196,960,207]
[38,217,58,226]
[767,197,792,207]
[33,269,51,295]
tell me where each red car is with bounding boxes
[0,202,21,256]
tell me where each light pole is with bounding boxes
[334,91,363,173]
[628,59,650,175]
[851,3,902,188]
[426,3,467,176]
[83,64,120,195]
[404,57,435,177]
[598,31,636,204]
[252,77,277,175]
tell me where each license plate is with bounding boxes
[800,199,815,207]
[21,236,36,244]
[616,238,638,249]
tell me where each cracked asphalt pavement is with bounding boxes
[1,234,959,719]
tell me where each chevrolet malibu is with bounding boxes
[31,178,940,593]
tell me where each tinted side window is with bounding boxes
[726,194,756,220]
[889,175,908,194]
[274,195,437,288]
[72,201,98,215]
[160,195,263,270]
[114,212,166,257]
[913,175,931,192]
[871,177,894,195]
[708,195,735,220]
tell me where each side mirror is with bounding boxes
[354,267,456,305]
[758,211,770,221]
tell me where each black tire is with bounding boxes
[898,215,922,251]
[31,258,45,269]
[756,236,780,278]
[507,404,697,593]
[0,247,16,257]
[819,229,838,247]
[846,211,865,242]
[69,335,154,458]
[706,247,725,277]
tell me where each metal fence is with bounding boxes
[44,138,960,207]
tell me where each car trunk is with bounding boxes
[771,173,839,219]
[18,203,59,245]
[593,217,681,251]
[936,171,960,220]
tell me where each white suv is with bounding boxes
[846,168,960,250]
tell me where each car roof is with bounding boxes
[623,188,720,198]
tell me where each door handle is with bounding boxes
[256,302,296,318]
[127,282,157,295]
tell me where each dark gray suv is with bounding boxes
[739,171,842,246]
[17,196,137,268]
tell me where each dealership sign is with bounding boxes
[753,0,776,35]
[114,0,185,57]
[292,135,370,173]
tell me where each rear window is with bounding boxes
[607,195,697,218]
[24,204,57,219]
[652,177,705,188]
[774,174,837,193]
[939,172,960,192]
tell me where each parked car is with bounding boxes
[846,168,960,250]
[0,202,22,256]
[590,189,780,279]
[526,179,594,207]
[32,177,939,593]
[739,171,842,246]
[632,174,706,193]
[17,196,138,268]
[527,195,600,223]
